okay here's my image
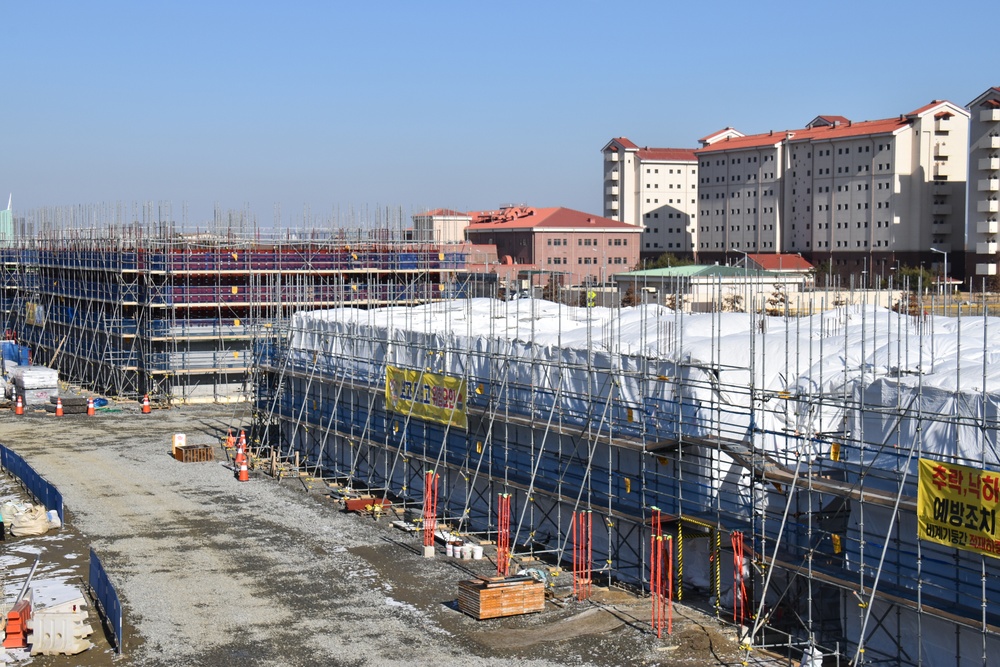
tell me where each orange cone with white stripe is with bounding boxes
[55,397,64,417]
[14,395,22,416]
[141,394,151,414]
[238,460,249,482]
[235,440,247,470]
[87,397,95,416]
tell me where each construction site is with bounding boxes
[2,203,470,403]
[251,280,1000,667]
[1,205,999,665]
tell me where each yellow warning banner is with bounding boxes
[917,458,1000,558]
[385,365,467,429]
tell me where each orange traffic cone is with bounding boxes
[55,397,64,417]
[238,430,247,450]
[225,429,235,449]
[141,394,151,414]
[237,460,249,482]
[14,395,23,416]
[235,441,247,469]
[87,397,95,416]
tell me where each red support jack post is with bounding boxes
[422,470,439,558]
[650,507,673,638]
[732,531,748,627]
[572,510,593,601]
[496,493,511,577]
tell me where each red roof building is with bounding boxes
[692,100,970,279]
[464,206,642,286]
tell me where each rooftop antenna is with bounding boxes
[7,194,10,210]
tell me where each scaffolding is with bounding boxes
[253,279,1000,666]
[4,202,470,402]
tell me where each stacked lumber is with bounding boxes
[458,576,545,620]
[174,444,215,463]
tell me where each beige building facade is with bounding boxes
[694,101,969,279]
[601,138,698,257]
[411,209,472,244]
[966,87,1000,286]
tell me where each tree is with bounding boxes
[896,265,935,292]
[810,260,836,287]
[765,283,788,316]
[542,274,564,302]
[721,290,744,312]
[621,285,638,307]
[646,253,696,270]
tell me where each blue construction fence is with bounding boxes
[89,548,123,654]
[0,443,63,523]
[0,442,124,654]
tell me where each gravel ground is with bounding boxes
[0,401,780,667]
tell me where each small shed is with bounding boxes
[614,265,807,313]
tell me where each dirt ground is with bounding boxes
[0,400,785,667]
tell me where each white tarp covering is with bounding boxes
[288,299,1000,466]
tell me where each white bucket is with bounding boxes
[472,545,484,560]
[461,545,472,559]
[446,543,454,557]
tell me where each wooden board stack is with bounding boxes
[457,576,545,620]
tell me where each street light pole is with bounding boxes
[930,246,948,313]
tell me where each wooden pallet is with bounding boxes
[174,444,215,463]
[458,576,545,620]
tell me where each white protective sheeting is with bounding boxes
[288,299,1000,466]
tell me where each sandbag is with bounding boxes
[11,505,51,536]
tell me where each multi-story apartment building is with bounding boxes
[966,87,1000,287]
[694,101,969,280]
[601,138,698,258]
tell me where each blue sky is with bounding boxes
[2,1,996,226]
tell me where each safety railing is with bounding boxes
[89,548,123,654]
[0,443,63,523]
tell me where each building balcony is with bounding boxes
[606,152,619,162]
[932,184,951,196]
[977,263,998,276]
[934,143,948,159]
[979,178,1000,192]
[934,163,952,178]
[979,200,1000,213]
[979,157,1000,171]
[606,185,619,196]
[608,170,619,181]
[977,241,998,255]
[609,199,619,210]
[977,219,999,235]
[935,117,952,133]
[932,204,952,215]
[932,222,952,234]
[984,136,1000,150]
[981,109,1000,123]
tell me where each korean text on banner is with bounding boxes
[917,457,1000,558]
[385,366,467,429]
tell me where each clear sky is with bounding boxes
[2,1,996,226]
